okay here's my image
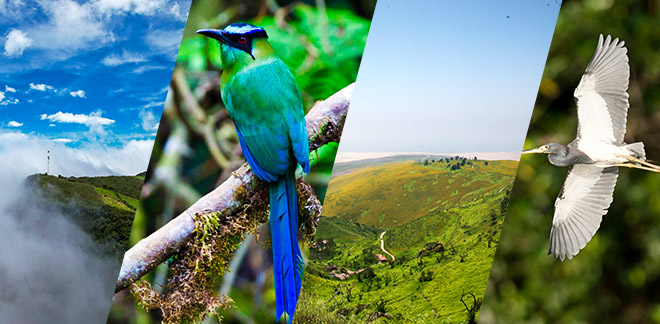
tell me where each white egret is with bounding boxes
[523,34,660,261]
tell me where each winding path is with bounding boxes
[380,231,396,262]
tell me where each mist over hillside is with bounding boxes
[0,173,142,323]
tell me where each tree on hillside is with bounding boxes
[500,195,510,215]
[418,270,434,282]
[460,290,482,324]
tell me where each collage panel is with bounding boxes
[481,1,660,323]
[297,1,559,323]
[108,1,375,323]
[0,1,188,323]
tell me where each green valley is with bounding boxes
[297,157,517,324]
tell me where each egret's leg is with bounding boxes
[620,155,660,170]
[615,163,660,173]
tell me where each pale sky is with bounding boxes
[339,0,561,153]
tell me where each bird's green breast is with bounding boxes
[221,57,303,126]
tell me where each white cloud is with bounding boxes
[70,138,155,175]
[7,121,23,127]
[51,138,73,143]
[169,3,187,21]
[0,131,154,197]
[138,109,159,131]
[94,0,167,16]
[0,129,138,324]
[4,29,32,57]
[5,85,16,93]
[41,111,115,131]
[33,0,112,52]
[0,0,25,17]
[101,50,146,66]
[1,0,185,68]
[0,91,19,105]
[69,90,85,98]
[145,28,183,53]
[49,124,56,127]
[132,65,165,74]
[19,0,175,55]
[0,98,19,105]
[0,132,155,180]
[27,84,85,98]
[142,101,164,109]
[29,83,53,91]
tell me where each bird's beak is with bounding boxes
[196,29,230,44]
[522,145,549,154]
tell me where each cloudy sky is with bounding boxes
[339,0,561,154]
[0,0,190,178]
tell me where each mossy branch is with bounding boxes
[115,83,354,293]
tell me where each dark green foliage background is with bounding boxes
[480,1,660,323]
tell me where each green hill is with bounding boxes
[323,159,516,227]
[297,158,517,324]
[17,173,144,256]
[331,154,450,176]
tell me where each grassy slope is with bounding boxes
[323,160,516,227]
[331,154,450,176]
[299,159,517,323]
[24,174,143,254]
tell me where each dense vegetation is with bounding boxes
[298,159,517,323]
[480,1,660,323]
[15,173,143,257]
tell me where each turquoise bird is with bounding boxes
[196,23,309,323]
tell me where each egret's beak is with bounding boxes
[522,145,549,154]
[196,29,230,44]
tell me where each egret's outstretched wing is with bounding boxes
[574,34,630,144]
[549,165,618,261]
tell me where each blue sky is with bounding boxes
[339,0,561,153]
[0,0,189,178]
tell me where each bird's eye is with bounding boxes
[238,37,247,44]
[544,145,549,149]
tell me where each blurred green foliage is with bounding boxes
[480,1,660,323]
[108,0,374,323]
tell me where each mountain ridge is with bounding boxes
[14,173,144,256]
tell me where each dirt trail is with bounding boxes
[380,231,396,262]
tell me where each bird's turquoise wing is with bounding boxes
[222,59,309,180]
[287,111,310,173]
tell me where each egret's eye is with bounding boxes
[544,145,549,149]
[238,37,247,44]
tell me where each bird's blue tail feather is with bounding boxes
[269,164,303,323]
